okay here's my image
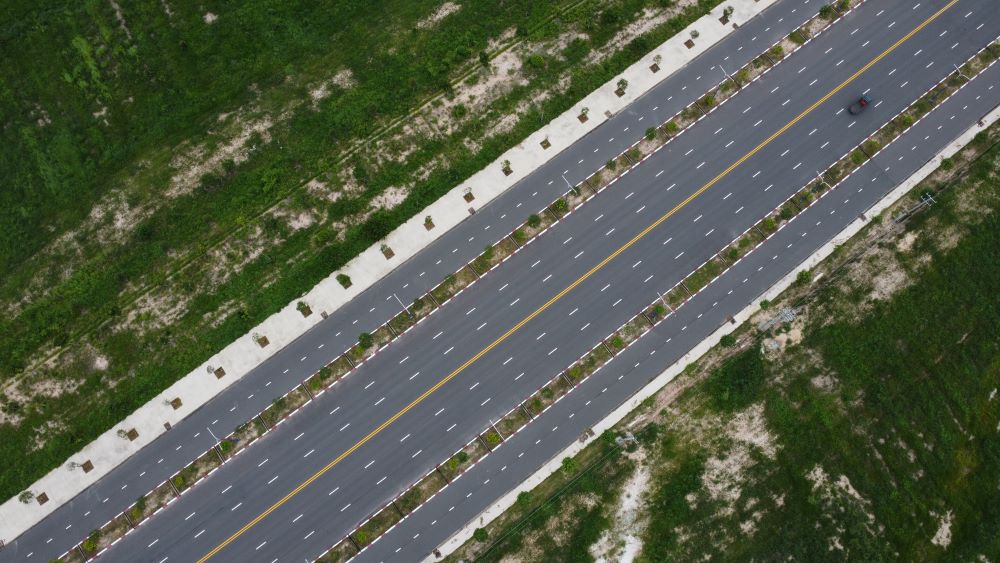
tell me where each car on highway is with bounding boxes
[848,94,872,115]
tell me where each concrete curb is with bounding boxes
[428,75,1000,563]
[0,0,780,541]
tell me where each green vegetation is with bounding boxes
[357,332,374,350]
[0,0,742,502]
[447,123,1000,562]
[640,192,1000,560]
[448,431,633,563]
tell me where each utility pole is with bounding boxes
[816,171,831,190]
[720,65,739,90]
[657,290,674,313]
[393,293,411,317]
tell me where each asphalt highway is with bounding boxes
[5,0,999,561]
[0,1,818,560]
[361,55,1000,561]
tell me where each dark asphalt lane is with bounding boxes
[88,1,1000,562]
[85,1,1000,562]
[7,0,998,561]
[359,54,1000,563]
[0,2,816,560]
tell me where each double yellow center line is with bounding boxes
[197,2,958,559]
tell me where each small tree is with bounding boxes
[561,456,578,473]
[552,198,568,213]
[645,127,657,140]
[82,529,101,552]
[580,106,589,116]
[478,50,490,67]
[606,158,617,170]
[940,157,954,171]
[358,332,374,349]
[527,214,542,228]
[720,334,737,347]
[617,78,628,91]
[723,6,735,17]
[796,269,813,285]
[18,490,34,504]
[653,54,662,66]
[473,527,489,542]
[819,4,835,19]
[690,29,700,39]
[664,121,679,133]
[760,299,772,310]
[516,491,533,509]
[336,273,352,288]
[702,94,716,107]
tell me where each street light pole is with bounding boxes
[720,65,739,90]
[657,290,674,312]
[816,171,831,190]
[394,293,411,317]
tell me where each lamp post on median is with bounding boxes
[657,290,674,313]
[720,65,739,90]
[393,293,411,317]
[816,171,831,190]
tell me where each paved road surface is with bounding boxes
[360,31,1000,563]
[4,0,998,561]
[0,1,816,560]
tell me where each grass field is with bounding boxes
[445,123,1000,561]
[0,0,731,502]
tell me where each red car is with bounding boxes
[848,95,872,115]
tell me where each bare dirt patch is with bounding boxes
[591,451,651,563]
[417,1,461,29]
[930,509,954,548]
[370,186,409,211]
[309,69,355,106]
